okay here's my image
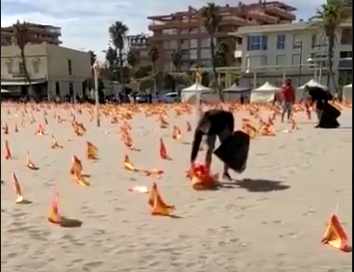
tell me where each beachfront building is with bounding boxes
[147,1,296,73]
[232,19,352,89]
[127,33,151,68]
[1,43,91,101]
[1,22,62,46]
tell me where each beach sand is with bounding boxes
[1,102,352,272]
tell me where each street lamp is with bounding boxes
[307,57,317,80]
[295,40,303,87]
[92,60,101,127]
[307,57,323,83]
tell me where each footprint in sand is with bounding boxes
[302,209,316,216]
[82,261,104,270]
[234,214,245,219]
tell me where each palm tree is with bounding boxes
[13,21,31,97]
[105,47,117,70]
[171,49,183,72]
[109,21,128,91]
[127,49,139,71]
[201,3,223,100]
[149,45,159,96]
[215,42,228,67]
[88,50,97,66]
[311,0,349,93]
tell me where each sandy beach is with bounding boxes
[1,102,352,272]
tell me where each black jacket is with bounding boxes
[191,109,234,162]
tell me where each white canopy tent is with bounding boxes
[251,82,279,103]
[181,83,218,103]
[223,84,251,102]
[298,79,328,90]
[342,83,352,103]
[1,88,11,93]
[297,79,328,101]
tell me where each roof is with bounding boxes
[182,83,211,92]
[254,81,279,91]
[223,84,251,92]
[297,79,328,90]
[1,79,47,86]
[232,22,313,36]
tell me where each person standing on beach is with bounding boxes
[190,109,234,180]
[280,79,296,122]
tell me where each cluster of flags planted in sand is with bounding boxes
[1,101,352,245]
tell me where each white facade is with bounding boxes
[1,43,91,100]
[233,21,352,88]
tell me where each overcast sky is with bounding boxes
[1,0,325,60]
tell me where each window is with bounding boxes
[68,59,72,75]
[190,28,199,34]
[312,33,327,48]
[190,49,198,60]
[247,35,267,51]
[190,39,198,49]
[163,41,170,50]
[311,34,317,48]
[249,56,267,67]
[341,28,352,45]
[292,54,300,65]
[55,81,60,96]
[32,59,40,74]
[170,40,178,50]
[200,38,210,48]
[19,62,25,74]
[276,55,286,65]
[277,34,286,50]
[6,61,13,74]
[293,35,302,49]
[201,49,211,59]
[340,51,353,58]
[162,29,177,35]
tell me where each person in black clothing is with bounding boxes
[191,109,235,180]
[306,86,340,128]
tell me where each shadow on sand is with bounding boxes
[220,178,290,192]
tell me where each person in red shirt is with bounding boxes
[280,79,296,122]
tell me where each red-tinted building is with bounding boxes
[147,1,296,71]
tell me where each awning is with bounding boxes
[1,79,47,86]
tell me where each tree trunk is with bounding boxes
[327,35,337,95]
[20,47,32,97]
[210,35,224,102]
[119,49,125,96]
[153,62,157,97]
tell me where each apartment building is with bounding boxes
[1,43,91,101]
[233,19,352,88]
[1,22,62,46]
[147,1,296,72]
[127,33,151,67]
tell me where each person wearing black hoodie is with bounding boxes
[190,109,235,180]
[306,86,340,128]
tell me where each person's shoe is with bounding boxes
[223,172,232,181]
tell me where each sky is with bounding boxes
[1,0,325,61]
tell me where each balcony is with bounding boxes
[248,11,279,24]
[338,58,352,70]
[220,15,249,26]
[148,20,200,31]
[265,6,296,21]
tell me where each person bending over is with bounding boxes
[191,109,234,180]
